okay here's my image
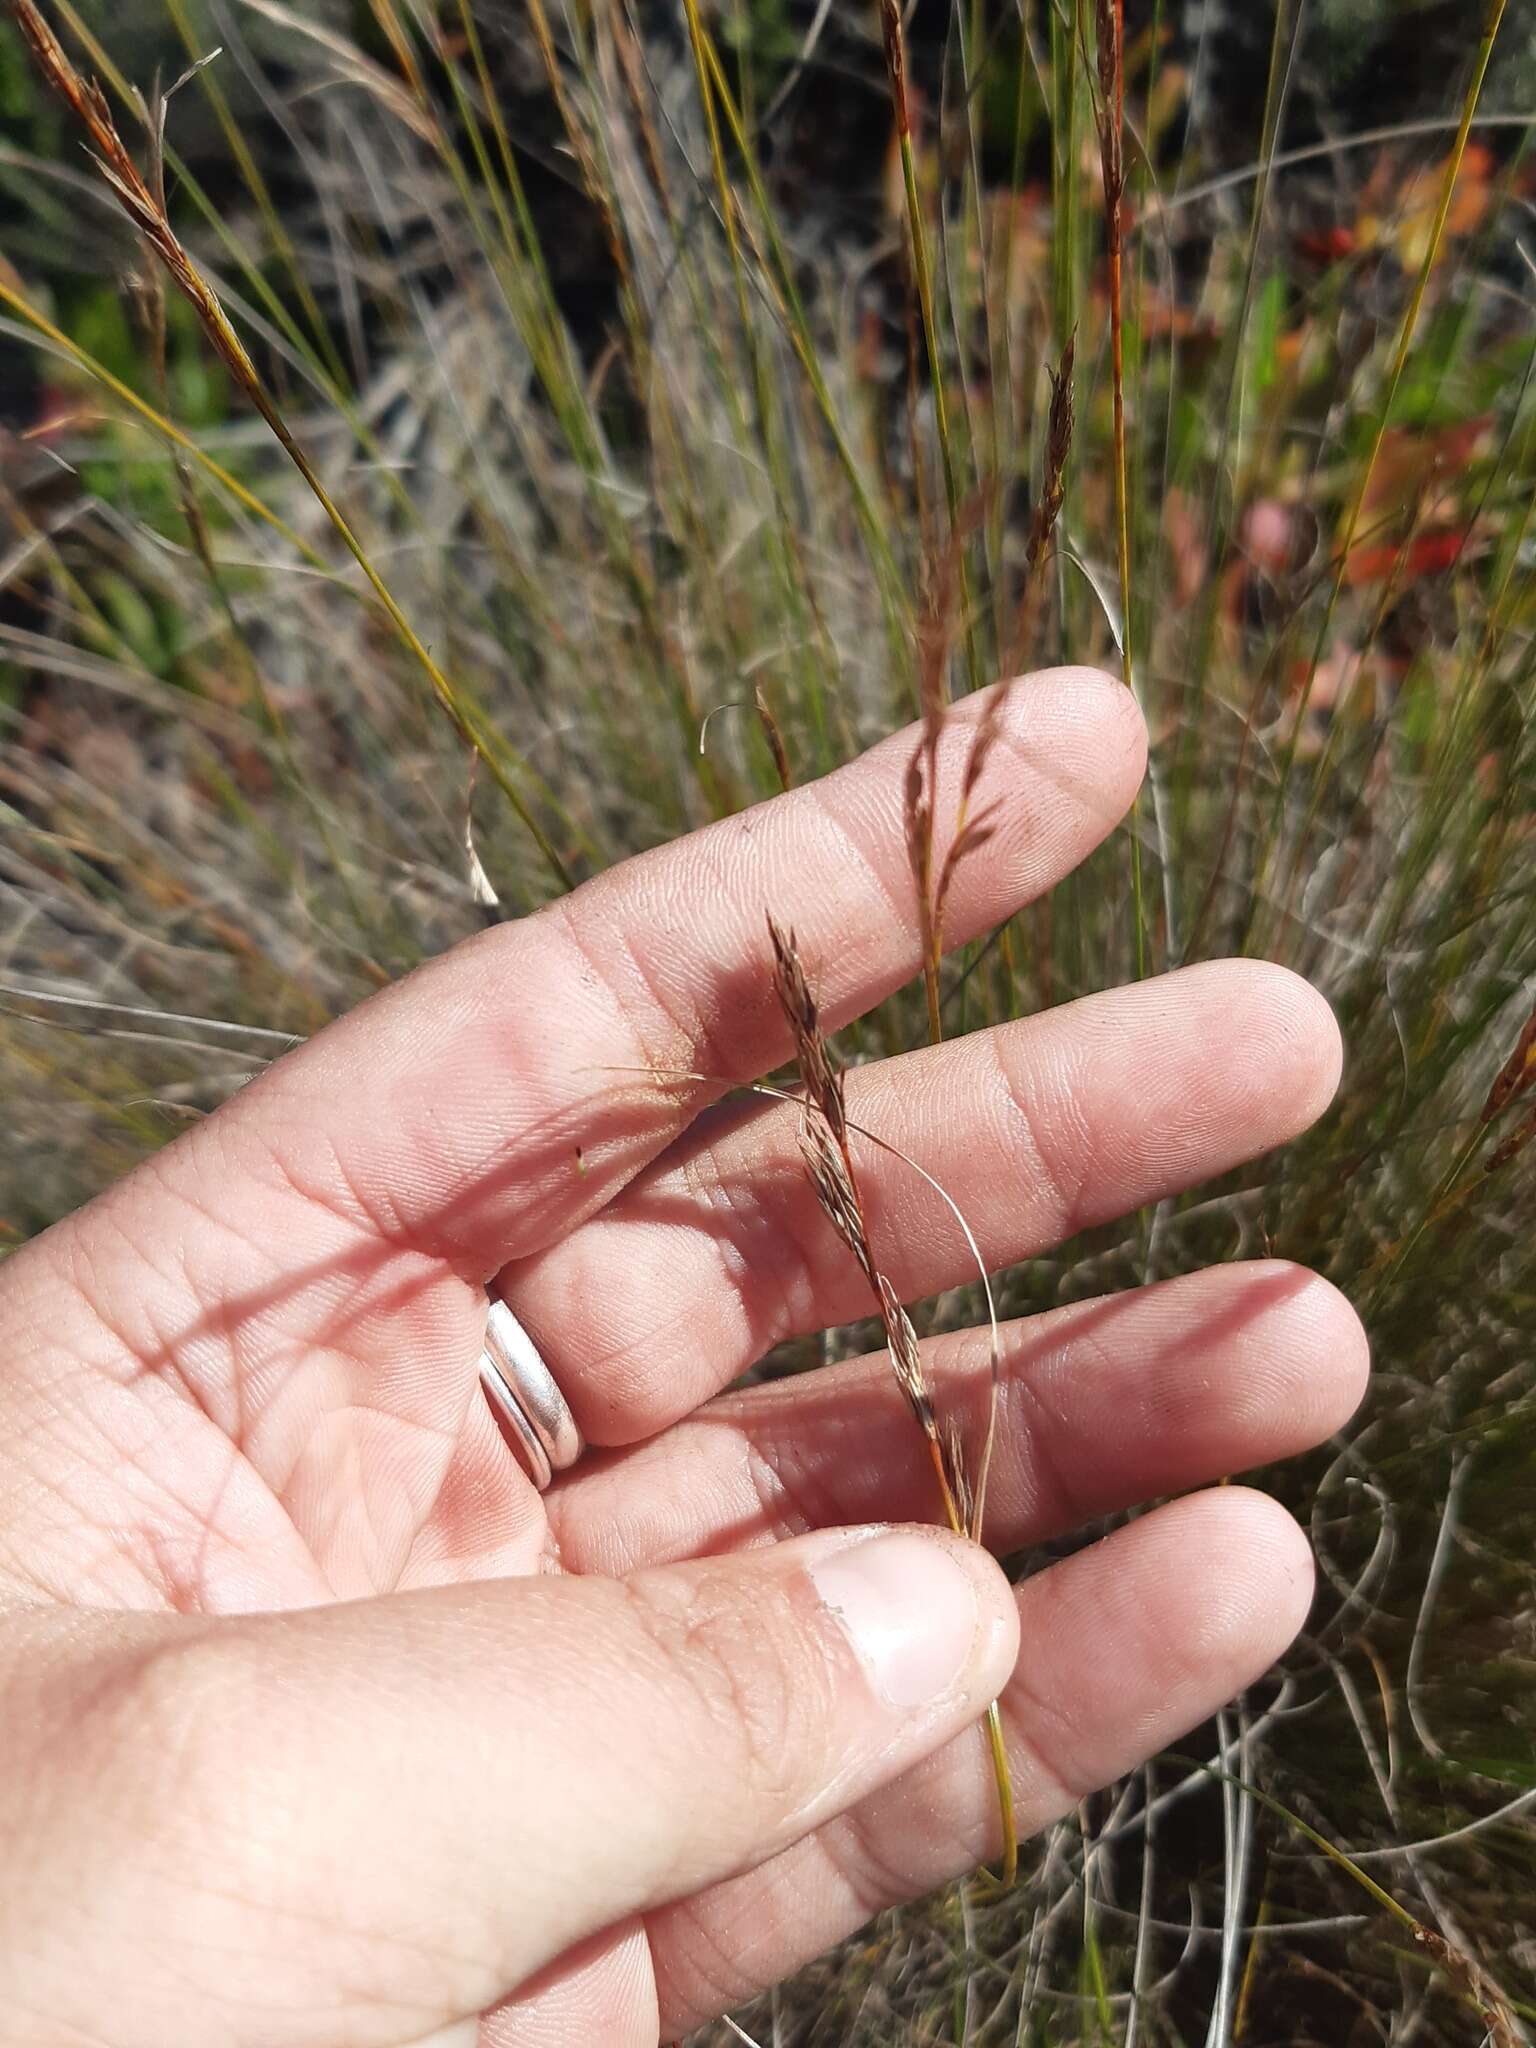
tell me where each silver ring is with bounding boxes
[478,1298,585,1491]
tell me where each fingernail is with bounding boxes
[808,1530,980,1709]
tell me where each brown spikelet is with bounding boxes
[940,1410,974,1534]
[768,916,961,1519]
[7,0,261,391]
[1414,1928,1519,2048]
[797,1114,874,1288]
[1029,331,1077,580]
[877,0,910,140]
[1480,1006,1536,1123]
[1010,330,1076,671]
[9,0,102,136]
[1094,0,1125,213]
[876,1274,934,1431]
[754,686,793,794]
[767,916,847,1145]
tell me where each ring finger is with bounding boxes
[545,1258,1369,1576]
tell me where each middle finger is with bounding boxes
[501,959,1341,1446]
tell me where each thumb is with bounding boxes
[9,1527,1018,2047]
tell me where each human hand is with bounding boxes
[0,670,1367,2046]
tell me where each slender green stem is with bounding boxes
[1097,0,1149,980]
[894,122,982,700]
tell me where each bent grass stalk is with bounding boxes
[614,1040,1021,1890]
[767,919,1018,1887]
[607,913,1019,1898]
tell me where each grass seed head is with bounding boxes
[767,914,846,1147]
[1480,1005,1536,1123]
[768,914,960,1530]
[1095,0,1125,209]
[876,0,910,141]
[1028,331,1077,575]
[8,0,261,392]
[754,686,792,793]
[797,1113,875,1288]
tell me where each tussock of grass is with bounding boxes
[1,0,1535,2039]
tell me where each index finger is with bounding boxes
[16,673,1145,1319]
[126,666,1145,1276]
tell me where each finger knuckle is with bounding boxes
[985,1027,1086,1235]
[627,1570,830,1812]
[95,1628,270,1868]
[10,1624,275,1952]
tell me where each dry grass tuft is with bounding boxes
[1481,1003,1536,1125]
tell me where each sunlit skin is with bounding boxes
[0,672,1367,2046]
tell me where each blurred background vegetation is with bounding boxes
[2,0,1536,2041]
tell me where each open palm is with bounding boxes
[0,670,1365,2047]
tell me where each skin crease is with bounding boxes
[0,671,1369,2048]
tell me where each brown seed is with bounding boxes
[1480,1007,1536,1124]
